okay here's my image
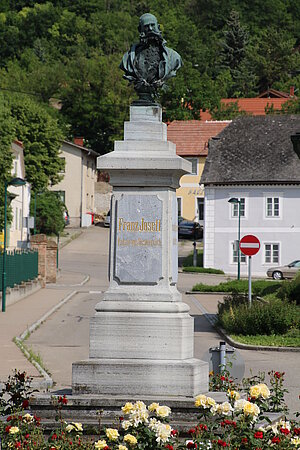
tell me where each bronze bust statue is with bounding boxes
[120,13,182,105]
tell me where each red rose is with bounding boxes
[119,416,124,421]
[220,376,226,381]
[254,431,263,439]
[280,428,290,435]
[165,445,173,450]
[271,437,280,444]
[52,434,58,440]
[294,428,300,435]
[6,416,12,422]
[241,438,248,443]
[22,399,29,409]
[187,442,197,449]
[5,426,11,433]
[171,429,178,436]
[217,440,227,447]
[188,428,196,434]
[14,442,21,448]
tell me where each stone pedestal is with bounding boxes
[72,105,208,398]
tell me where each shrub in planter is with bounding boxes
[218,297,300,335]
[278,273,300,305]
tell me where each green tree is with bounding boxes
[8,95,65,192]
[0,97,15,231]
[30,190,65,236]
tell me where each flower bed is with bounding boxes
[0,370,299,449]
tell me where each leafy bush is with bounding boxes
[30,190,65,236]
[192,279,282,294]
[218,298,300,335]
[278,273,300,305]
[182,267,224,274]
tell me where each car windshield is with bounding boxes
[289,260,300,267]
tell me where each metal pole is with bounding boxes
[237,201,241,280]
[193,240,197,267]
[220,341,226,369]
[248,255,252,307]
[57,234,59,269]
[2,182,8,312]
[34,191,37,235]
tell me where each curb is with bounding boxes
[59,230,83,249]
[188,294,300,353]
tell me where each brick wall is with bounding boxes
[31,234,57,284]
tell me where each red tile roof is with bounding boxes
[167,120,230,156]
[200,97,293,120]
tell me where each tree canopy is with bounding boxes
[0,0,300,153]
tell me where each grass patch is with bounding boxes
[230,330,300,347]
[192,279,282,294]
[182,249,203,267]
[183,266,224,274]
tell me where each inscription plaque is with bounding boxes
[114,194,163,284]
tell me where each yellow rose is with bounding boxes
[9,427,19,434]
[243,401,260,417]
[206,396,216,408]
[122,420,132,430]
[23,413,34,423]
[122,402,134,414]
[291,437,300,446]
[219,402,233,416]
[249,385,261,399]
[95,440,108,449]
[106,428,120,441]
[148,402,159,412]
[134,401,147,411]
[195,394,207,407]
[258,383,270,399]
[228,390,240,400]
[156,405,171,418]
[118,446,128,450]
[124,434,137,446]
[66,424,75,432]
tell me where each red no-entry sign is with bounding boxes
[239,235,260,256]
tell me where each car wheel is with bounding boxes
[272,271,283,280]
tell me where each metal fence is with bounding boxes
[0,250,38,290]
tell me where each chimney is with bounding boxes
[74,137,84,146]
[290,86,295,97]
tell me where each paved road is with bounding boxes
[25,226,299,416]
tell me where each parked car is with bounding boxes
[178,216,203,240]
[266,260,300,280]
[104,210,110,227]
[63,210,70,226]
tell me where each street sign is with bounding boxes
[239,234,260,256]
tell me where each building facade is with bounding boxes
[167,120,230,224]
[50,139,98,227]
[201,116,300,277]
[7,141,31,249]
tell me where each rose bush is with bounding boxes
[0,370,299,449]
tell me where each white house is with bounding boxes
[50,138,98,227]
[201,115,300,277]
[7,141,31,249]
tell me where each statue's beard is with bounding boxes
[140,30,163,45]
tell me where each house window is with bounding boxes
[197,198,204,221]
[266,197,279,217]
[231,198,245,217]
[185,157,197,175]
[177,197,182,217]
[232,243,246,263]
[265,243,279,264]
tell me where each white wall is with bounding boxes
[204,185,300,276]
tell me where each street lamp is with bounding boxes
[2,177,26,312]
[228,197,241,280]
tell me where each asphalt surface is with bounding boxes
[0,226,299,417]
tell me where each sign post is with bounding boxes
[239,235,260,306]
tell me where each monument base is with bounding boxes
[72,358,208,397]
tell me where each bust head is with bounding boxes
[138,13,162,42]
